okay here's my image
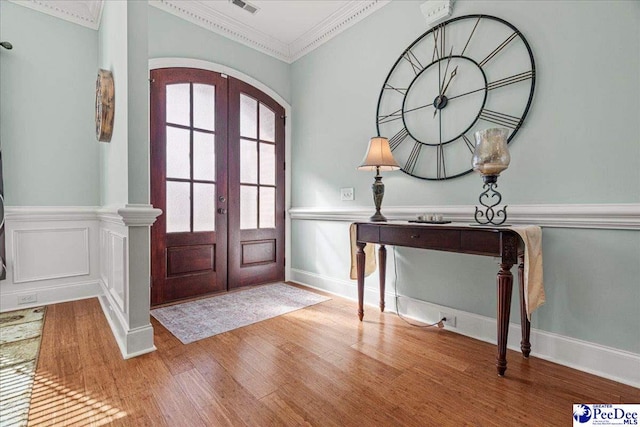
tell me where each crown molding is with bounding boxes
[9,0,104,30]
[288,0,391,63]
[149,0,391,64]
[150,0,291,62]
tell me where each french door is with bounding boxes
[150,68,285,306]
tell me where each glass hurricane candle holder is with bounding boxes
[471,128,510,226]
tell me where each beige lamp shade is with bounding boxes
[357,137,400,171]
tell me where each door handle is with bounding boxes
[218,196,226,203]
[217,208,227,214]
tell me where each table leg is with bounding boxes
[356,242,366,321]
[378,245,386,312]
[518,254,531,358]
[496,262,514,376]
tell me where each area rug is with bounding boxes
[151,283,330,344]
[0,306,45,427]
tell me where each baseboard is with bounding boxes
[98,285,156,359]
[290,268,640,388]
[0,280,102,312]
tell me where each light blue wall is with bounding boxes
[148,5,291,105]
[98,0,129,207]
[127,1,149,206]
[290,1,640,353]
[0,1,99,206]
[291,0,640,208]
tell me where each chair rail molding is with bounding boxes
[289,203,640,230]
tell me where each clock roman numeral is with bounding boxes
[383,83,408,95]
[437,144,447,179]
[402,50,423,75]
[460,16,482,56]
[377,108,403,125]
[432,23,446,62]
[462,134,475,153]
[479,109,520,129]
[479,31,518,68]
[404,142,423,174]
[388,127,409,151]
[487,70,534,91]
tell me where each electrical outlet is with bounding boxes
[17,294,37,305]
[340,187,354,201]
[439,311,456,327]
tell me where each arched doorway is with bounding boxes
[150,67,286,305]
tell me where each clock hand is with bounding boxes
[440,66,458,96]
[439,46,454,94]
[434,64,458,118]
[446,85,485,102]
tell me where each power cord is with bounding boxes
[392,246,445,329]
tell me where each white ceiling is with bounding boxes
[9,0,391,63]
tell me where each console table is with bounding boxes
[354,222,531,377]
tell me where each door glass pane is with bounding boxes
[194,131,215,181]
[240,94,257,139]
[166,181,190,233]
[240,138,258,184]
[166,126,190,179]
[193,84,215,131]
[259,103,275,142]
[259,187,275,229]
[259,143,275,185]
[240,185,258,230]
[166,84,190,127]
[193,183,215,232]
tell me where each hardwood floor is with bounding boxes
[29,286,639,426]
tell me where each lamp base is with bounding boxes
[369,213,387,222]
[370,170,387,222]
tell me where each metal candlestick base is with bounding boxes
[474,175,508,226]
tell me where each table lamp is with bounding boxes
[358,136,400,222]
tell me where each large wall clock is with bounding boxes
[376,14,535,180]
[95,69,115,142]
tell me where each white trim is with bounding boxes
[149,58,290,109]
[9,0,104,30]
[0,280,102,312]
[118,204,162,227]
[5,206,99,222]
[289,203,640,230]
[149,1,391,64]
[98,289,156,359]
[290,268,640,388]
[149,58,293,281]
[13,227,90,283]
[287,0,392,63]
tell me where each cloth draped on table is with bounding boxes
[509,225,545,320]
[0,148,4,281]
[348,223,376,280]
[349,222,546,320]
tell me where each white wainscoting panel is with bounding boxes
[13,227,90,283]
[1,207,101,312]
[110,232,127,312]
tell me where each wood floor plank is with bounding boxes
[27,292,639,426]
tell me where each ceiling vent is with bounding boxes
[230,0,259,15]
